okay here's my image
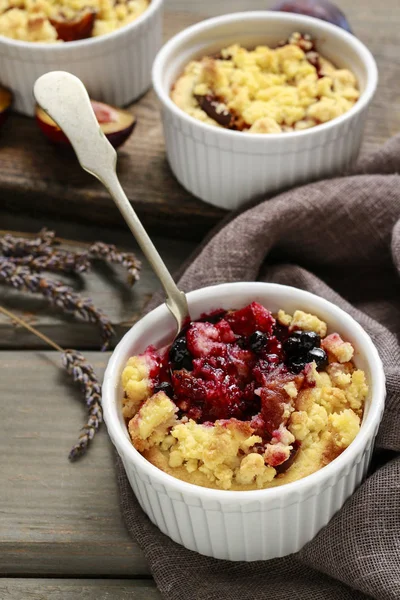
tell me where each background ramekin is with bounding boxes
[152,11,378,211]
[0,0,163,116]
[103,282,385,561]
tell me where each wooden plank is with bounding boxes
[0,213,196,350]
[0,351,150,576]
[0,11,225,241]
[0,579,161,600]
[1,0,400,236]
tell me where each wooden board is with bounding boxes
[0,11,225,242]
[0,579,161,600]
[0,214,196,350]
[0,351,150,576]
[2,0,400,240]
[1,0,400,594]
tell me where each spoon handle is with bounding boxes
[34,71,189,331]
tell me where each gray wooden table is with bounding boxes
[1,0,399,597]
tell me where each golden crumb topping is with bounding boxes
[0,0,149,42]
[171,34,359,133]
[122,354,152,419]
[277,309,328,337]
[128,391,177,452]
[290,310,328,337]
[328,409,360,449]
[322,332,355,363]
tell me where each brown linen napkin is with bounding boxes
[116,135,400,600]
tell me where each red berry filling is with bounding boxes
[225,301,275,336]
[147,303,302,441]
[146,302,327,453]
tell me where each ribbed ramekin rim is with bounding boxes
[152,10,378,142]
[102,282,386,504]
[0,0,163,50]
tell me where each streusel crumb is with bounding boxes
[290,310,327,337]
[171,34,359,133]
[122,355,152,419]
[0,0,149,42]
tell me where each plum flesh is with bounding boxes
[36,100,136,148]
[50,10,96,42]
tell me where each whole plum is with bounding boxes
[271,0,352,33]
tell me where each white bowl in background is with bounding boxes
[152,11,378,210]
[102,282,385,561]
[0,0,163,115]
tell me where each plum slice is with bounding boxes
[36,100,136,148]
[275,441,301,474]
[0,86,12,127]
[50,10,96,42]
[194,94,234,127]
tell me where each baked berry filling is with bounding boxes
[147,302,327,442]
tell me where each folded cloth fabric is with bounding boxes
[116,135,400,600]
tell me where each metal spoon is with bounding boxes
[34,71,189,335]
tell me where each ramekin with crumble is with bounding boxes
[171,32,359,133]
[121,302,368,491]
[0,0,150,42]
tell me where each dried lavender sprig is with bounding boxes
[9,251,89,274]
[68,411,103,461]
[1,229,141,284]
[89,241,141,284]
[0,306,103,461]
[0,228,56,258]
[62,349,102,407]
[62,349,103,461]
[0,258,114,349]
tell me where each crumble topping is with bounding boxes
[289,310,328,337]
[0,0,149,42]
[171,33,359,133]
[128,391,178,452]
[322,332,354,363]
[122,303,368,490]
[122,355,151,419]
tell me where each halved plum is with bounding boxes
[36,100,136,148]
[0,86,13,127]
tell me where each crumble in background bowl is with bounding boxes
[0,0,163,115]
[152,11,378,210]
[102,282,385,561]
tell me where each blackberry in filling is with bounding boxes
[153,381,174,398]
[150,302,325,439]
[284,330,327,374]
[249,330,269,353]
[169,337,193,371]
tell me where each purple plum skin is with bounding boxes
[271,0,352,33]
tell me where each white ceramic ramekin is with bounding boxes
[152,12,378,210]
[0,0,163,115]
[103,282,385,561]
